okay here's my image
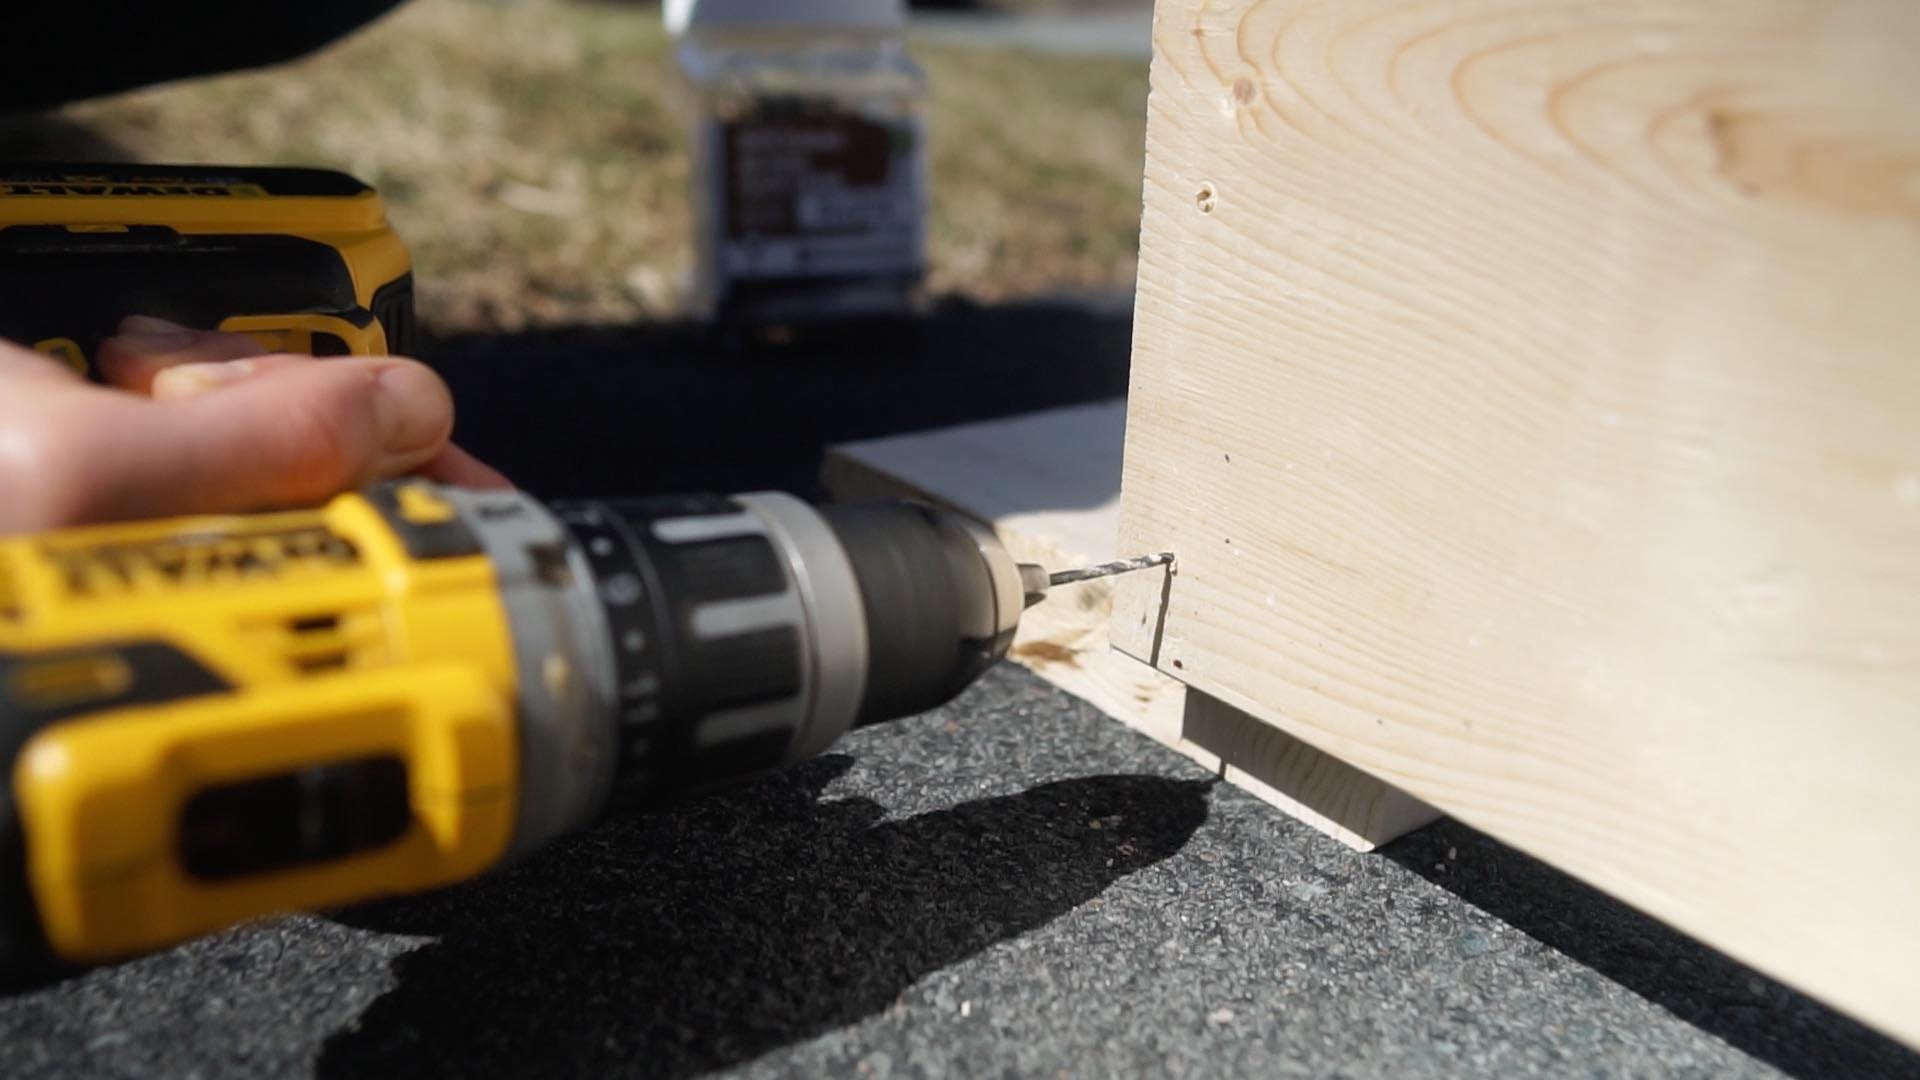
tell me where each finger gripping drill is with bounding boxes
[0,482,1082,971]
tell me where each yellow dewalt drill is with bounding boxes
[0,480,1092,973]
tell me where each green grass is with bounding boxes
[38,0,1147,333]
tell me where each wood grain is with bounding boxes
[824,403,1435,849]
[1115,0,1920,1045]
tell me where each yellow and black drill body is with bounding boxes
[0,481,1044,973]
[0,163,414,374]
[0,159,1089,977]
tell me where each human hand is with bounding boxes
[0,316,509,534]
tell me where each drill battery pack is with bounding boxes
[0,163,415,375]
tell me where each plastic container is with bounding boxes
[668,0,928,333]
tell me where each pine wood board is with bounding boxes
[1113,0,1920,1046]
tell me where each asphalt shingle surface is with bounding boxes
[2,666,1912,1078]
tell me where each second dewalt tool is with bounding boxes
[0,163,415,375]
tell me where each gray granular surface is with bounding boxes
[1,665,1911,1079]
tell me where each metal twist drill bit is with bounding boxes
[1047,552,1175,587]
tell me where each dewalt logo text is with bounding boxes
[46,527,361,596]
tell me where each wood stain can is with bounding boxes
[668,0,927,334]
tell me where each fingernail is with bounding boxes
[372,363,452,456]
[116,314,197,350]
[152,359,255,398]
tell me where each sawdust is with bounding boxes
[1011,640,1082,669]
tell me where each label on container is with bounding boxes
[711,109,924,283]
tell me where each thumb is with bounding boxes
[151,355,515,492]
[81,356,455,520]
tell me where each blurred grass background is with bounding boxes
[25,0,1148,333]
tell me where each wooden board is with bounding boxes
[824,403,1437,850]
[1114,0,1920,1046]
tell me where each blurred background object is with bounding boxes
[2,0,1151,336]
[670,0,930,331]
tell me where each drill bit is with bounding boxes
[1047,552,1175,587]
